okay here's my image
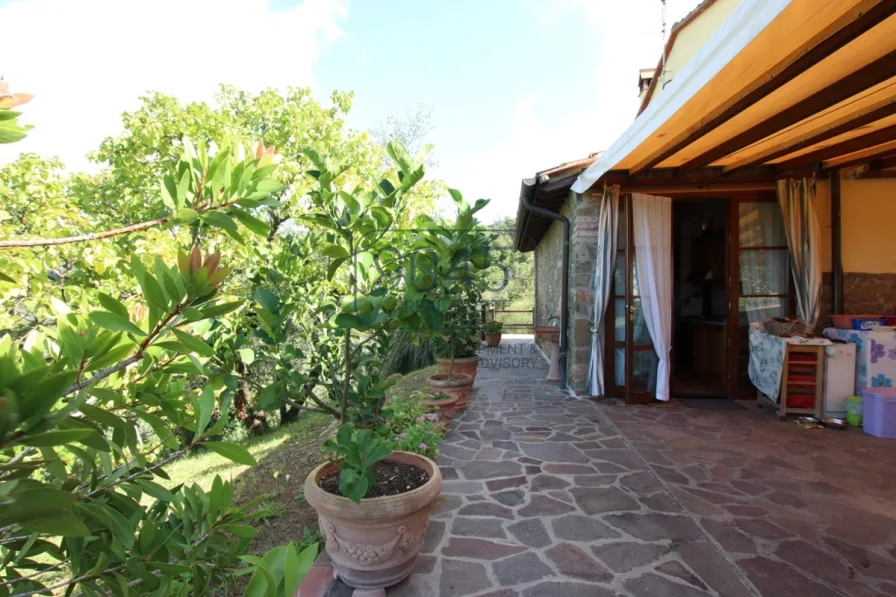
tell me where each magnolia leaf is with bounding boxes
[170,329,215,357]
[202,441,257,466]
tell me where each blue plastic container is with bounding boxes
[851,317,887,330]
[860,387,896,438]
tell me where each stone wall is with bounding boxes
[532,191,602,395]
[534,202,567,358]
[818,272,896,331]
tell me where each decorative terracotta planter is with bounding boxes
[304,452,443,597]
[534,325,560,343]
[423,393,459,428]
[436,355,479,379]
[484,332,502,347]
[427,373,474,409]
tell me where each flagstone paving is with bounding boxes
[314,338,896,596]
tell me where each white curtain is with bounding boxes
[586,185,619,397]
[738,203,789,323]
[777,179,822,330]
[632,193,673,401]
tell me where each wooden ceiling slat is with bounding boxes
[772,123,896,170]
[823,142,896,169]
[627,1,896,176]
[677,48,896,173]
[723,98,896,173]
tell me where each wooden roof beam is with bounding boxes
[724,98,896,174]
[629,1,896,176]
[773,123,896,171]
[824,145,896,170]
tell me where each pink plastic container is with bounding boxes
[860,387,896,439]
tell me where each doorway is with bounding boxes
[671,200,728,398]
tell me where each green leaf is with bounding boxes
[89,311,146,337]
[78,403,126,430]
[19,370,77,424]
[173,208,199,224]
[253,287,279,312]
[202,441,257,466]
[238,348,255,365]
[327,257,347,281]
[202,210,238,231]
[170,329,215,357]
[231,209,272,237]
[97,293,129,319]
[223,524,258,539]
[20,428,99,447]
[386,141,413,175]
[19,511,91,537]
[322,244,349,259]
[195,385,215,434]
[135,479,176,502]
[331,313,361,329]
[161,175,178,210]
[199,301,243,319]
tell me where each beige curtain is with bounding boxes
[777,178,822,329]
[586,185,619,396]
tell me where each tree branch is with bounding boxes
[0,200,240,249]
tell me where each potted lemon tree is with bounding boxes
[296,143,448,597]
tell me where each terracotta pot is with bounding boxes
[484,332,502,347]
[436,355,479,379]
[534,325,560,343]
[423,393,459,412]
[305,452,442,596]
[427,373,474,409]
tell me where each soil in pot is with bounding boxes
[318,460,430,499]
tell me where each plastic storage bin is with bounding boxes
[860,388,896,438]
[851,317,888,330]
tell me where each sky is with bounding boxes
[0,0,701,221]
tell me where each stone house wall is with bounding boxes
[532,192,601,394]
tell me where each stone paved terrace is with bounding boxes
[310,338,896,597]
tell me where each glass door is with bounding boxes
[604,195,659,404]
[729,198,794,399]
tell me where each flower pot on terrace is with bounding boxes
[304,451,443,597]
[436,355,479,379]
[427,372,474,409]
[484,332,502,347]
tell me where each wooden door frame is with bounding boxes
[726,193,796,399]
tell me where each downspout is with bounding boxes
[831,170,843,314]
[520,176,570,391]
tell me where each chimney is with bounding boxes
[638,68,654,104]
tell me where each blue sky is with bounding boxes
[0,0,699,220]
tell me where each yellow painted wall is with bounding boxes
[841,178,896,274]
[646,0,741,110]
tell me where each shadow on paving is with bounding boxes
[322,337,896,596]
[379,337,754,597]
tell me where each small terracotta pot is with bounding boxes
[428,373,474,410]
[423,393,459,412]
[423,393,459,428]
[484,332,502,347]
[305,452,443,596]
[436,355,479,379]
[534,325,560,343]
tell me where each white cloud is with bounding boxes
[0,0,348,170]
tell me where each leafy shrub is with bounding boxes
[484,320,503,333]
[382,390,431,431]
[323,424,392,503]
[389,420,443,460]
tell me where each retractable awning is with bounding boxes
[573,0,896,192]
